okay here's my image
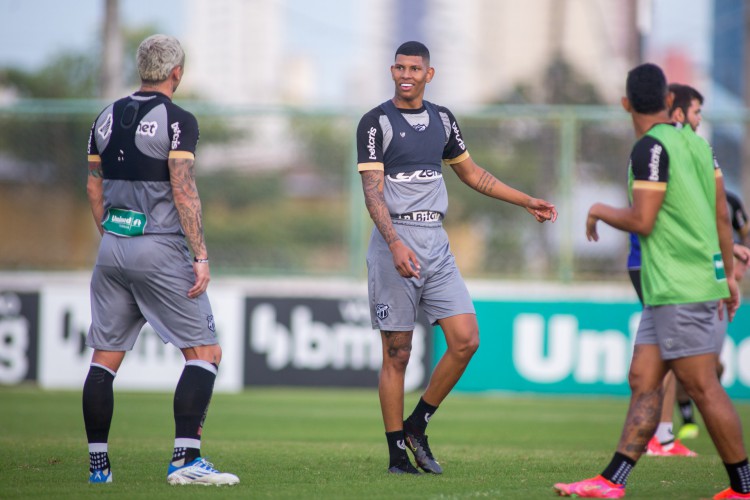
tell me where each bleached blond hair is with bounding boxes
[136,34,185,83]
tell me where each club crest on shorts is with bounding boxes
[375,303,390,320]
[207,315,216,333]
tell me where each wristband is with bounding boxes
[193,257,209,264]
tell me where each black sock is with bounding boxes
[601,452,636,486]
[678,399,695,425]
[171,446,201,465]
[82,365,115,444]
[89,450,110,473]
[173,361,216,464]
[725,458,750,493]
[385,430,408,466]
[405,397,438,435]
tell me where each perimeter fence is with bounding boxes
[1,100,747,283]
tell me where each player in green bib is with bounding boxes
[633,121,728,305]
[554,64,749,500]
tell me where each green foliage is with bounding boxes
[199,171,347,273]
[1,386,745,498]
[0,53,99,98]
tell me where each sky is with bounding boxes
[0,0,711,70]
[0,0,183,70]
[0,0,718,108]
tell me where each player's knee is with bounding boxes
[185,343,222,366]
[627,367,661,394]
[459,333,480,360]
[677,375,716,406]
[447,329,479,361]
[384,345,412,371]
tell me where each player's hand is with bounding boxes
[389,240,421,279]
[733,243,750,264]
[720,276,740,322]
[189,261,211,298]
[525,198,557,223]
[586,205,599,241]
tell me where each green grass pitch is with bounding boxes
[2,386,748,499]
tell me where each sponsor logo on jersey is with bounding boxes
[136,120,158,137]
[171,122,182,150]
[388,170,442,183]
[375,303,390,320]
[648,144,663,181]
[207,315,216,333]
[452,121,465,150]
[97,113,113,141]
[411,123,426,132]
[367,127,378,160]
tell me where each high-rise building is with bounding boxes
[184,0,284,105]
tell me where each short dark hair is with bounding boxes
[395,41,430,65]
[626,63,668,114]
[668,83,704,117]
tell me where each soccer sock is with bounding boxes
[82,363,116,471]
[405,397,438,435]
[385,430,408,466]
[725,458,750,494]
[601,452,636,486]
[172,360,217,466]
[654,422,674,446]
[89,444,110,473]
[678,399,696,425]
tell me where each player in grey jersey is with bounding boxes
[356,41,557,475]
[83,34,238,486]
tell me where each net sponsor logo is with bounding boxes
[136,120,158,137]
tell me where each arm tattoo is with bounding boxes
[88,161,103,178]
[475,170,496,195]
[383,331,413,358]
[169,158,207,258]
[362,171,400,246]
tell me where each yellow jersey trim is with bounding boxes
[444,151,470,165]
[358,162,384,172]
[632,180,667,191]
[169,151,195,160]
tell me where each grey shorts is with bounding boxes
[715,311,728,353]
[87,233,218,351]
[635,301,720,360]
[366,221,475,331]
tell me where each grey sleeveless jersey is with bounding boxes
[87,91,200,237]
[356,101,469,218]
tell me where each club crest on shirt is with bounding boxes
[375,304,390,320]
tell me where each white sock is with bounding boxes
[655,422,674,446]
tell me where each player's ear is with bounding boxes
[665,91,675,112]
[425,66,435,83]
[621,96,632,112]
